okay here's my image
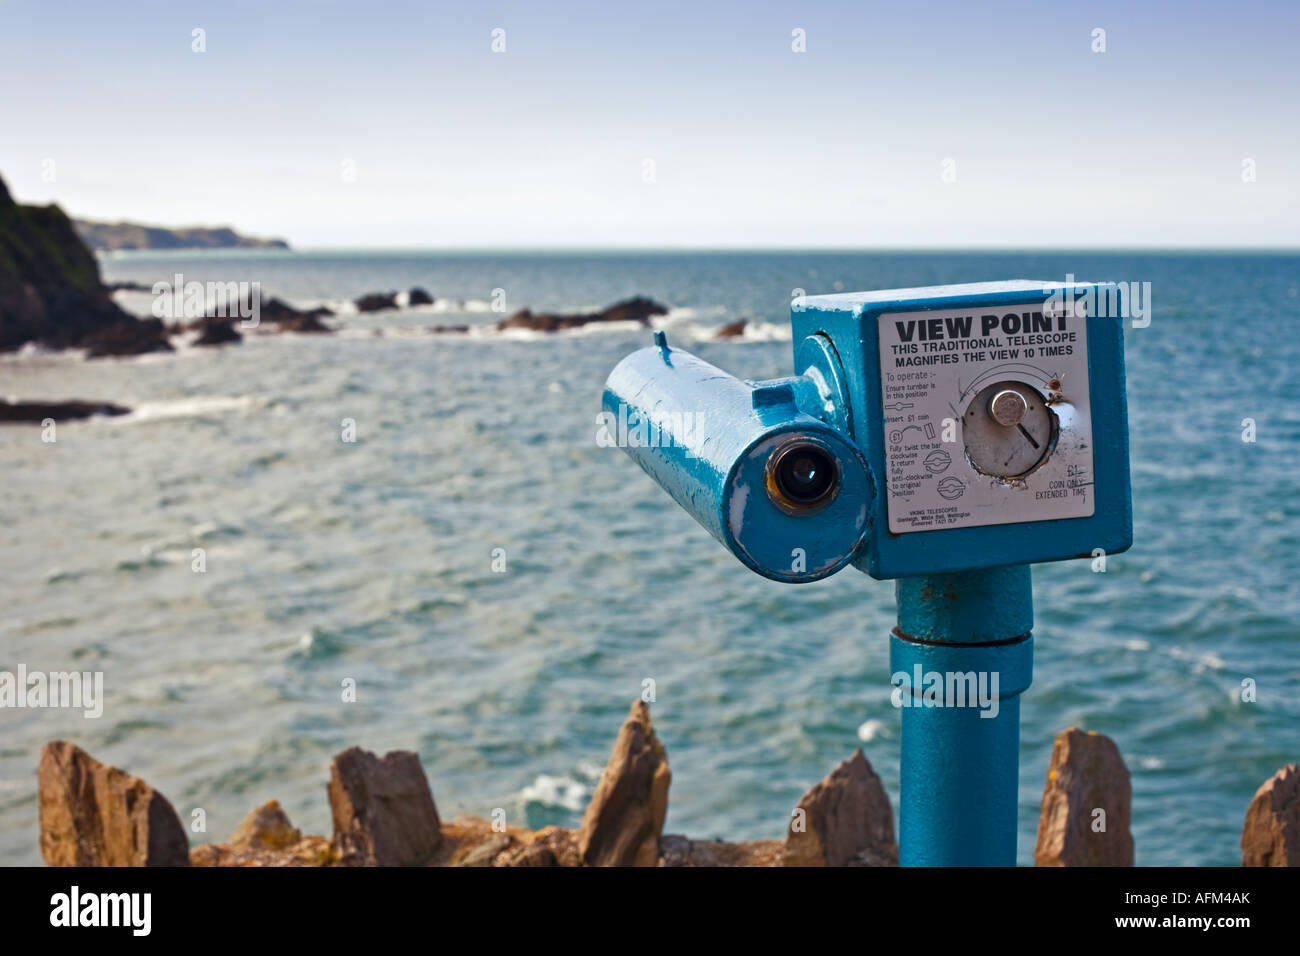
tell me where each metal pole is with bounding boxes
[889,565,1034,866]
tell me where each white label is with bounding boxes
[877,303,1096,533]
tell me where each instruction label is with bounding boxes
[877,303,1096,533]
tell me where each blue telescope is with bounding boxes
[603,281,1134,866]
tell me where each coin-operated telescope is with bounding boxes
[603,281,1133,866]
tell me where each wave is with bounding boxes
[109,395,255,424]
[518,773,590,812]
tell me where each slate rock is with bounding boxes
[1033,727,1133,866]
[1241,763,1300,867]
[38,741,190,867]
[783,748,897,867]
[328,747,442,866]
[577,700,671,866]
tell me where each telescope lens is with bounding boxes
[768,441,839,513]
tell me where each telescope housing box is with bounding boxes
[793,280,1133,580]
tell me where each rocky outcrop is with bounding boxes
[1034,728,1133,866]
[496,296,668,333]
[230,799,301,850]
[81,317,174,357]
[0,174,173,357]
[783,749,897,867]
[190,800,333,867]
[260,297,334,333]
[38,741,190,867]
[496,824,581,867]
[260,297,333,322]
[355,292,398,313]
[1241,763,1300,866]
[328,747,442,866]
[576,699,671,866]
[35,738,778,868]
[73,219,289,252]
[408,287,434,306]
[1,399,129,422]
[276,313,332,333]
[715,319,746,339]
[192,316,243,346]
[660,835,783,867]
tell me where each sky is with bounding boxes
[1,0,1297,248]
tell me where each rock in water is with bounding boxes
[1,399,129,422]
[496,296,669,333]
[355,292,398,313]
[38,741,190,867]
[328,747,442,866]
[193,316,242,346]
[1034,727,1133,866]
[714,319,747,339]
[1241,763,1300,866]
[577,700,671,866]
[259,297,334,333]
[408,286,434,306]
[783,748,897,866]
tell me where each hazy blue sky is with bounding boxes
[1,0,1296,247]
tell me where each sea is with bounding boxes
[2,250,1297,866]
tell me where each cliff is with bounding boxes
[0,174,171,355]
[73,218,289,252]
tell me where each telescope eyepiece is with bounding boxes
[767,439,840,515]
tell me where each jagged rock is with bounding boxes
[1242,763,1300,866]
[355,292,398,312]
[328,747,441,866]
[1,399,129,422]
[408,286,434,306]
[1034,727,1133,866]
[577,700,671,866]
[193,316,242,346]
[230,800,301,850]
[496,296,669,333]
[38,741,189,867]
[190,801,332,867]
[783,748,897,867]
[660,834,784,867]
[714,319,746,339]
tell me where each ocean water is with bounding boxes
[1,250,1297,866]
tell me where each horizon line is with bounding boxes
[97,244,1300,256]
